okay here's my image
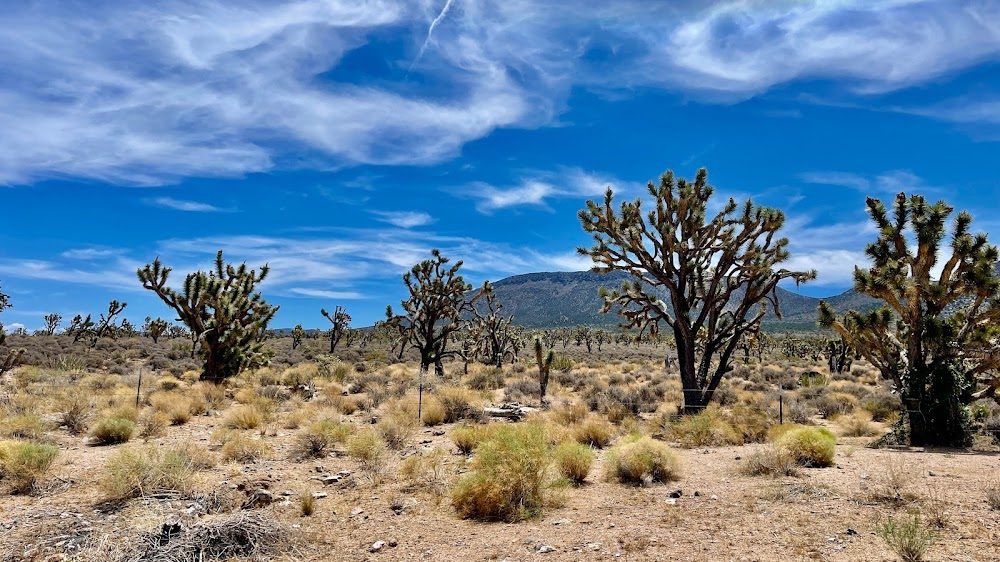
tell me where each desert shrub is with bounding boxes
[399,448,447,490]
[451,424,487,455]
[0,413,49,440]
[728,402,773,444]
[811,392,857,419]
[377,412,417,450]
[503,378,539,403]
[862,390,903,422]
[551,401,589,426]
[420,395,447,426]
[867,460,914,506]
[550,355,574,373]
[292,419,349,459]
[60,396,93,435]
[138,411,169,439]
[784,399,815,424]
[738,445,799,477]
[799,371,828,387]
[875,512,936,562]
[150,392,194,425]
[223,404,267,430]
[672,404,741,448]
[987,482,1000,510]
[553,441,595,485]
[437,387,477,423]
[100,444,205,500]
[0,440,58,493]
[451,423,550,522]
[221,434,271,463]
[345,428,388,476]
[573,416,615,448]
[605,436,679,486]
[157,376,184,392]
[89,415,137,445]
[837,411,880,437]
[776,427,836,467]
[467,367,505,391]
[193,381,228,410]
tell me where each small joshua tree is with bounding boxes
[67,300,127,347]
[469,282,518,368]
[291,324,306,350]
[0,283,24,375]
[819,193,1000,446]
[320,305,352,354]
[534,336,555,405]
[579,167,815,414]
[142,316,169,343]
[42,313,61,336]
[138,251,279,383]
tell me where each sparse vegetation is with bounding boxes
[875,512,936,562]
[604,436,680,486]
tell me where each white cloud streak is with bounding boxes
[463,168,622,214]
[148,197,229,212]
[371,211,436,228]
[2,1,998,185]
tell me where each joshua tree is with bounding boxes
[469,282,518,368]
[824,336,854,374]
[42,313,62,336]
[320,305,351,354]
[138,250,279,383]
[819,193,1000,446]
[387,250,484,417]
[533,336,555,405]
[0,284,24,375]
[67,300,127,346]
[291,324,306,350]
[579,167,815,414]
[143,316,169,343]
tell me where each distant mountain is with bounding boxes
[489,270,883,331]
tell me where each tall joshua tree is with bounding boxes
[388,250,484,416]
[138,250,279,382]
[469,281,518,368]
[320,305,352,354]
[579,167,815,414]
[819,193,1000,446]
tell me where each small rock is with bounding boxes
[552,518,572,525]
[693,491,702,497]
[928,470,938,477]
[350,508,365,517]
[665,498,677,506]
[586,543,602,551]
[710,495,719,501]
[388,538,398,548]
[312,492,328,499]
[668,490,683,499]
[370,541,386,553]
[537,545,556,553]
[845,528,858,536]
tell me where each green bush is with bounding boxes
[776,426,836,467]
[0,440,59,493]
[875,512,936,562]
[89,416,137,445]
[451,424,486,455]
[451,423,550,521]
[553,441,595,485]
[605,436,680,486]
[672,404,741,448]
[573,416,615,448]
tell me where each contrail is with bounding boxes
[408,0,455,73]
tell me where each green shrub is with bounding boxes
[605,436,680,486]
[0,440,59,493]
[553,441,595,485]
[451,424,486,455]
[451,423,550,521]
[292,419,349,459]
[89,416,136,445]
[0,414,49,441]
[776,426,836,467]
[862,390,902,422]
[875,512,936,562]
[345,428,388,476]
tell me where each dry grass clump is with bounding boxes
[875,512,936,562]
[292,419,349,459]
[451,423,551,522]
[466,366,505,391]
[436,387,479,423]
[836,411,880,437]
[346,428,389,477]
[0,413,50,440]
[221,433,271,463]
[867,459,915,506]
[738,445,799,477]
[986,482,1000,510]
[89,415,137,445]
[59,395,93,435]
[728,401,774,444]
[138,411,169,439]
[378,410,418,450]
[149,391,197,425]
[451,424,487,455]
[222,404,268,430]
[861,390,903,422]
[605,436,680,486]
[672,404,741,448]
[100,443,212,500]
[0,440,59,493]
[419,395,447,426]
[573,416,616,448]
[553,441,595,485]
[811,391,858,419]
[551,401,589,426]
[775,426,836,468]
[400,448,448,491]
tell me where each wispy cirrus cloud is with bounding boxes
[460,168,622,214]
[147,197,232,212]
[370,210,435,228]
[3,1,999,186]
[288,288,367,300]
[800,170,934,195]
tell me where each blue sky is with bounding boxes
[2,0,1000,331]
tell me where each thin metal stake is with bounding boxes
[135,367,143,408]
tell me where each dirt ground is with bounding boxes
[3,405,999,562]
